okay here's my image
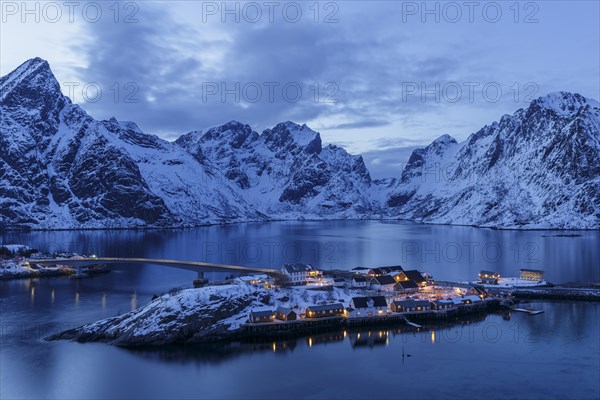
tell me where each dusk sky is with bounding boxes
[2,1,599,177]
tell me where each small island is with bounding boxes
[46,264,599,347]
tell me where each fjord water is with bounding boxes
[1,221,599,399]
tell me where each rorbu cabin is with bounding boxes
[519,269,544,282]
[390,300,430,313]
[378,266,403,274]
[305,303,345,318]
[390,300,412,313]
[370,275,397,291]
[411,300,430,312]
[431,300,455,311]
[275,306,297,321]
[367,268,385,276]
[467,286,488,298]
[248,309,275,323]
[394,280,419,293]
[479,270,500,284]
[396,270,427,287]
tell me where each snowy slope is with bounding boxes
[387,92,600,229]
[47,284,361,346]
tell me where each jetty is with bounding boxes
[403,318,422,328]
[512,307,544,315]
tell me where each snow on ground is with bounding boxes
[71,281,477,343]
[0,244,31,253]
[0,258,73,278]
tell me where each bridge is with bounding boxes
[30,257,280,286]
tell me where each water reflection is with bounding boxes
[124,316,494,366]
[131,292,137,311]
[348,330,388,348]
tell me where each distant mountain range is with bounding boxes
[1,58,599,230]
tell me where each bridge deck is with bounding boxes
[30,257,279,275]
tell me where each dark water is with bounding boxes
[1,221,599,399]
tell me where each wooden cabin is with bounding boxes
[248,309,275,323]
[305,303,345,318]
[479,270,500,285]
[275,306,297,321]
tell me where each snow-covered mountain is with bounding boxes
[0,58,382,229]
[176,121,381,218]
[386,92,600,229]
[1,58,598,230]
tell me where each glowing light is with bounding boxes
[431,330,436,344]
[308,337,313,347]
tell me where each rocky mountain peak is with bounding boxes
[262,121,322,155]
[529,92,600,117]
[431,134,457,147]
[0,57,63,106]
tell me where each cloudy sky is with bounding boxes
[1,1,599,177]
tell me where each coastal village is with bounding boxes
[4,243,599,346]
[237,263,548,330]
[7,242,599,339]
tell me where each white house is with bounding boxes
[281,263,314,285]
[349,296,388,316]
[234,274,269,286]
[333,278,346,287]
[352,276,368,288]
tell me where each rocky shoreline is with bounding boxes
[0,265,74,280]
[0,264,110,280]
[513,285,600,301]
[47,285,272,346]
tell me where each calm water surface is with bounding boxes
[1,221,599,399]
